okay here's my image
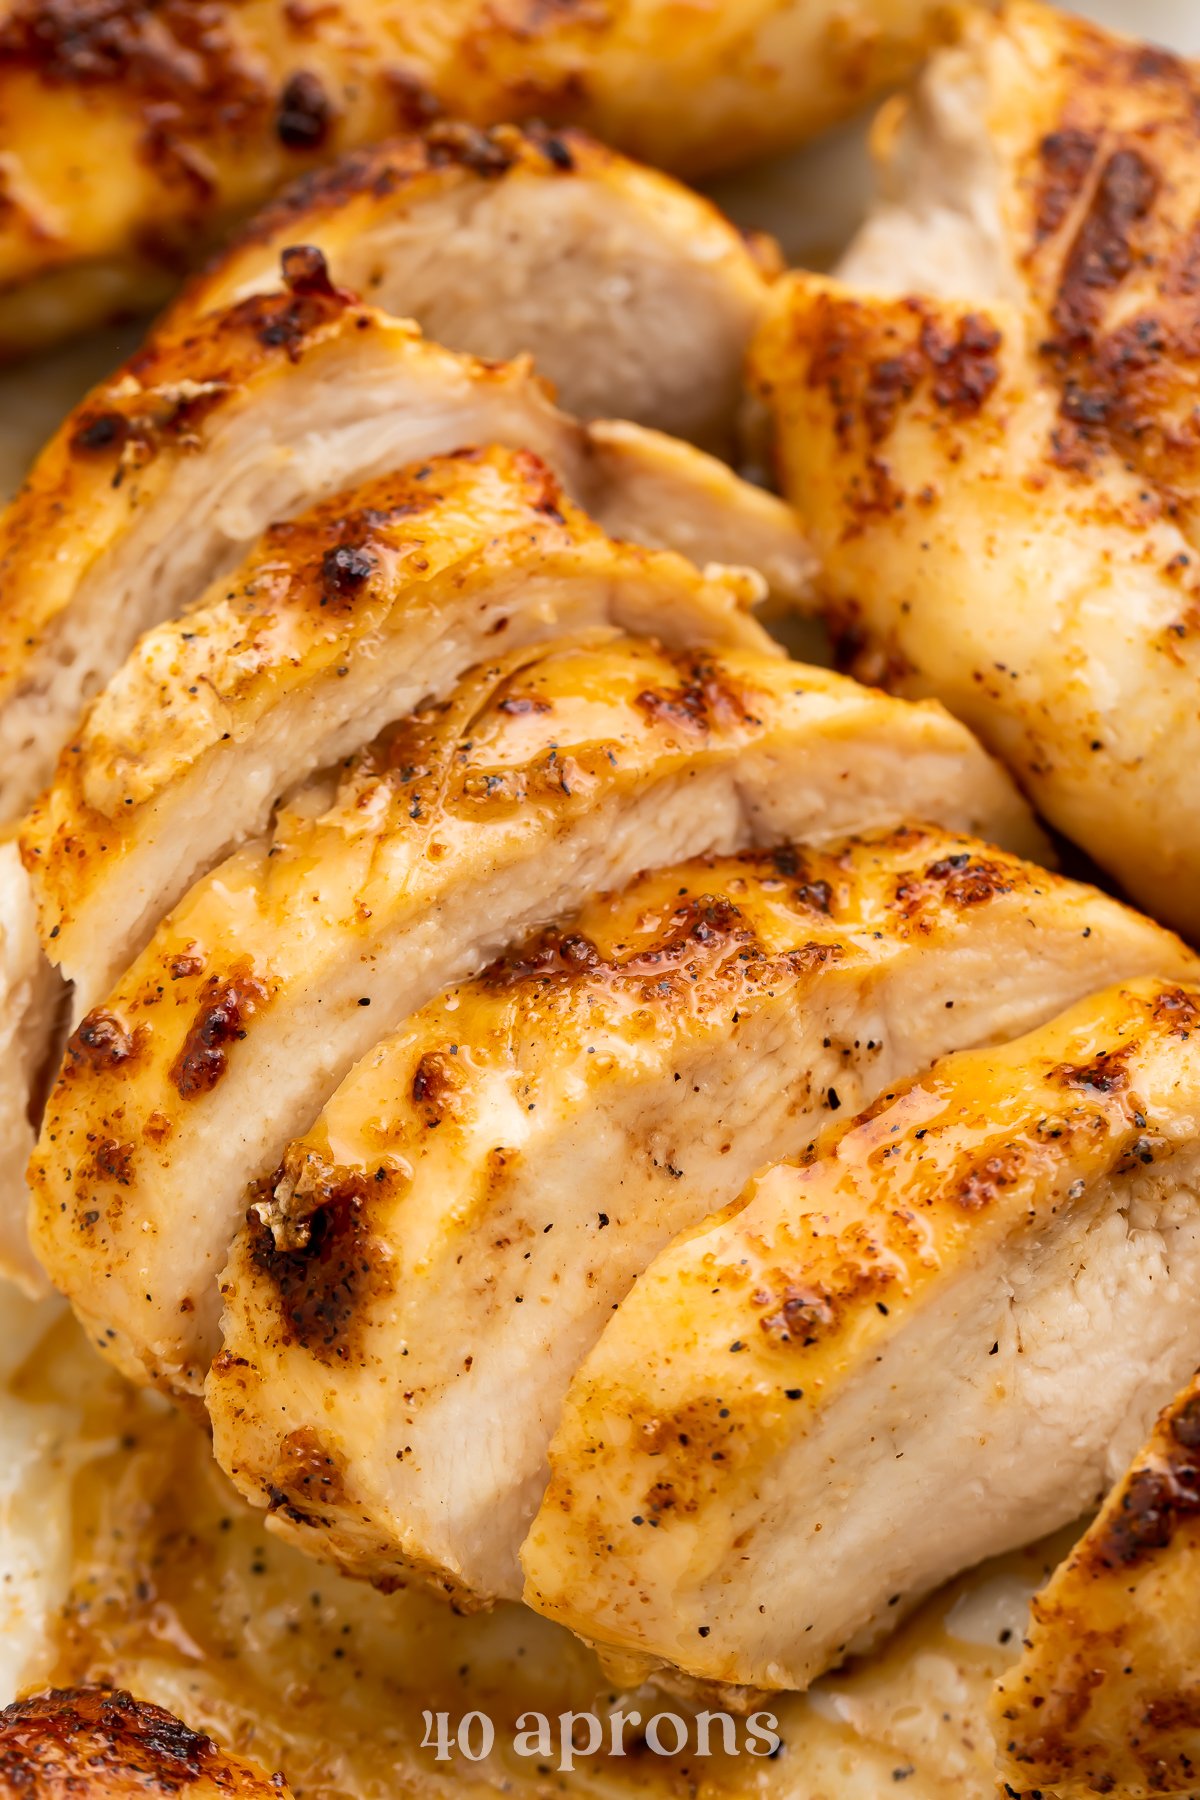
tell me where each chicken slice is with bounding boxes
[166,123,778,453]
[21,445,772,1010]
[992,1374,1200,1800]
[29,637,1038,1396]
[525,977,1200,1692]
[749,2,1200,937]
[207,827,1192,1604]
[0,1687,292,1800]
[0,839,57,1295]
[0,0,964,356]
[0,260,811,823]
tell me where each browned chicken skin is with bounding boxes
[0,1688,291,1800]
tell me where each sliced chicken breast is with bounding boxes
[749,2,1200,936]
[208,829,1192,1604]
[22,445,772,1008]
[0,261,810,821]
[993,1375,1200,1800]
[0,1688,293,1800]
[0,0,963,354]
[29,637,1038,1396]
[167,123,778,452]
[0,839,57,1295]
[525,978,1200,1692]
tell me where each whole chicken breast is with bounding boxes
[0,1687,292,1800]
[993,1374,1200,1800]
[29,637,1038,1396]
[166,122,779,452]
[749,1,1200,936]
[208,828,1193,1605]
[0,0,964,353]
[22,445,771,1007]
[525,978,1200,1692]
[0,257,810,821]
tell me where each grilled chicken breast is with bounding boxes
[0,262,810,823]
[525,978,1200,1691]
[749,1,1200,936]
[167,123,779,452]
[22,445,771,1007]
[0,1687,292,1800]
[0,0,962,355]
[208,829,1193,1604]
[29,637,1037,1396]
[993,1375,1200,1800]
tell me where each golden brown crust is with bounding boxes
[524,977,1200,1689]
[0,1687,290,1799]
[994,1371,1200,1797]
[749,3,1200,935]
[0,0,962,347]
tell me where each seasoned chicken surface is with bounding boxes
[525,978,1200,1691]
[208,828,1194,1604]
[993,1374,1200,1800]
[167,123,779,452]
[29,637,1038,1397]
[0,261,809,821]
[0,839,57,1296]
[749,0,1200,936]
[22,445,770,1006]
[0,1687,291,1800]
[0,0,964,354]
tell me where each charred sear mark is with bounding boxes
[755,1279,840,1348]
[66,1009,142,1072]
[805,296,1001,449]
[171,969,269,1098]
[267,1425,347,1527]
[765,845,835,913]
[0,1686,235,1796]
[229,258,350,358]
[895,851,1018,915]
[1088,1456,1200,1571]
[320,541,376,602]
[1048,1048,1132,1094]
[636,660,752,734]
[1032,127,1099,245]
[485,928,602,987]
[410,1049,463,1125]
[71,410,131,455]
[249,1171,391,1363]
[86,1136,135,1188]
[1052,147,1160,344]
[424,118,524,176]
[953,1145,1026,1211]
[1154,987,1200,1036]
[276,69,333,149]
[0,1,268,209]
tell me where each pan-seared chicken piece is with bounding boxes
[0,1687,292,1800]
[29,637,1038,1395]
[0,0,963,354]
[208,829,1194,1603]
[525,978,1200,1692]
[993,1375,1200,1800]
[749,2,1200,937]
[0,839,58,1295]
[0,259,810,822]
[167,123,779,452]
[22,446,771,1008]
